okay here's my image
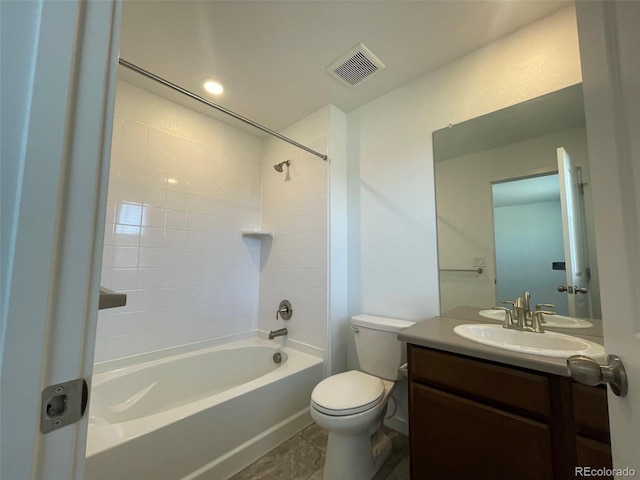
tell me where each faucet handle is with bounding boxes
[535,303,556,310]
[276,300,293,320]
[535,304,555,323]
[499,300,516,311]
[492,306,514,328]
[531,310,554,333]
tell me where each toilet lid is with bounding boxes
[311,371,385,416]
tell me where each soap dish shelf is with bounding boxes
[241,229,274,238]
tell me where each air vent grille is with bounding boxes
[327,43,385,88]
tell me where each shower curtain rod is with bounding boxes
[118,58,328,161]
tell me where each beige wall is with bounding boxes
[347,6,582,323]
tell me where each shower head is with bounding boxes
[274,160,291,173]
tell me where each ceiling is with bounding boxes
[118,0,572,136]
[493,174,560,208]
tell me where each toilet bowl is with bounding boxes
[310,315,415,480]
[311,371,395,480]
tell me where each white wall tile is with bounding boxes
[186,212,205,231]
[147,147,172,170]
[117,180,145,205]
[112,246,139,268]
[165,210,186,230]
[111,268,138,290]
[113,226,140,247]
[145,166,168,189]
[259,137,329,351]
[121,137,148,164]
[164,228,184,248]
[96,81,262,362]
[140,226,164,248]
[166,190,188,211]
[118,160,146,185]
[148,128,172,151]
[143,186,166,208]
[141,206,165,228]
[123,119,149,145]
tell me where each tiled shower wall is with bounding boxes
[96,82,263,362]
[258,138,328,351]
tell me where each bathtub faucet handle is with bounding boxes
[276,300,293,321]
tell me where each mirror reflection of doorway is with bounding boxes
[492,173,570,315]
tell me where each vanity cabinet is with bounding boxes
[407,344,612,480]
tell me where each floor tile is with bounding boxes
[231,434,324,480]
[385,457,410,480]
[299,423,328,453]
[230,423,408,480]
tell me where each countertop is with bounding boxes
[398,307,606,377]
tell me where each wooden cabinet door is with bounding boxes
[410,383,554,480]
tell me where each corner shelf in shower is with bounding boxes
[241,229,274,238]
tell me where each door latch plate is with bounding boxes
[40,378,88,433]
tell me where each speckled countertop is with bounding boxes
[398,307,606,377]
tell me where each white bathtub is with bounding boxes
[85,337,324,480]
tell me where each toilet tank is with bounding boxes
[352,314,416,381]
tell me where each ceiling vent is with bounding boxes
[326,43,386,88]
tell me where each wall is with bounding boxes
[257,105,348,373]
[347,6,583,324]
[494,200,568,314]
[96,81,263,362]
[258,107,331,358]
[346,6,582,434]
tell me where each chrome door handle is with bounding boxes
[567,354,628,397]
[556,285,587,294]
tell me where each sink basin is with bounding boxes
[453,324,605,358]
[479,309,593,329]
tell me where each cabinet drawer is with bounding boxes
[572,384,610,441]
[409,345,550,416]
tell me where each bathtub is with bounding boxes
[84,337,324,480]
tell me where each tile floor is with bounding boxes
[230,423,409,480]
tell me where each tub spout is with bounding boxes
[268,328,288,340]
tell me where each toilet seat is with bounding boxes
[311,370,385,416]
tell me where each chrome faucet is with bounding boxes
[522,291,531,322]
[268,327,288,339]
[493,291,555,334]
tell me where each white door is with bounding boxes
[557,147,590,318]
[0,1,121,479]
[577,0,640,474]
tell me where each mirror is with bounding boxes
[433,84,603,337]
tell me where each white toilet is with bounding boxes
[310,314,415,480]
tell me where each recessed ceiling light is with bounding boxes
[203,79,224,95]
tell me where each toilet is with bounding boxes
[310,314,415,480]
